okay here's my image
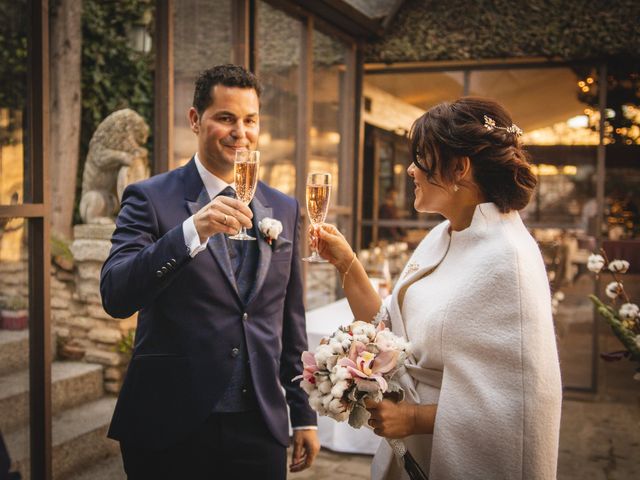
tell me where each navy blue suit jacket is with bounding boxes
[101,158,316,450]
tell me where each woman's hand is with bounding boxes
[364,398,417,439]
[309,223,354,272]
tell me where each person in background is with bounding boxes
[378,187,405,242]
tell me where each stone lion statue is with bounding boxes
[79,109,150,224]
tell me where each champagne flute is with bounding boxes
[303,172,332,263]
[229,150,260,241]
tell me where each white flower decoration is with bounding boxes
[619,303,639,321]
[587,254,605,273]
[314,344,334,369]
[605,281,624,299]
[258,217,283,246]
[608,259,630,274]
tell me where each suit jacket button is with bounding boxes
[231,347,240,358]
[161,266,168,274]
[156,270,163,278]
[242,313,248,321]
[165,262,172,268]
[241,387,248,394]
[170,258,177,266]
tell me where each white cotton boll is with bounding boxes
[321,393,333,411]
[300,379,315,395]
[351,321,376,340]
[309,390,324,412]
[333,365,351,381]
[328,398,348,417]
[331,380,349,398]
[608,260,630,274]
[353,334,370,344]
[318,379,333,395]
[314,344,333,369]
[619,303,640,321]
[375,329,410,353]
[587,254,605,273]
[258,218,283,241]
[605,281,624,299]
[329,338,345,354]
[333,331,353,351]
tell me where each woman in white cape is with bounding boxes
[312,97,562,479]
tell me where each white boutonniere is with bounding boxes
[258,217,283,246]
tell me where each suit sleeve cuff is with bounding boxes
[183,215,208,257]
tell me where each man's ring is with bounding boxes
[222,214,228,225]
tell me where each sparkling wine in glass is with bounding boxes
[229,150,260,241]
[303,172,331,263]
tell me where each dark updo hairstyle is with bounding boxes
[409,96,536,212]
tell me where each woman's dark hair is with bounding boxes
[409,96,537,212]
[192,64,262,115]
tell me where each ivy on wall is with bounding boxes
[365,0,640,63]
[76,0,155,223]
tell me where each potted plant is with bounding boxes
[0,296,28,330]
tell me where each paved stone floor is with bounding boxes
[73,275,640,479]
[78,392,639,480]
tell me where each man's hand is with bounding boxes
[289,429,320,473]
[364,398,418,439]
[193,195,253,242]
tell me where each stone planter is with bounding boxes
[1,309,28,330]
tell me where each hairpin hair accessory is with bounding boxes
[483,115,523,137]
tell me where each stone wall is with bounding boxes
[54,224,136,393]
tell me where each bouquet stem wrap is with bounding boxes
[388,438,429,480]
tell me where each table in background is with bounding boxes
[306,298,381,455]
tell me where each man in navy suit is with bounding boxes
[101,64,319,479]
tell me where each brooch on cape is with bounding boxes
[403,262,420,278]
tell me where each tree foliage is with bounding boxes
[366,0,640,63]
[0,0,27,146]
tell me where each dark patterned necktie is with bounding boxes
[216,186,246,276]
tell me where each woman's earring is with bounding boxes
[453,184,460,192]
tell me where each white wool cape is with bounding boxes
[372,203,562,480]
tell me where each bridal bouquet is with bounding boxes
[587,250,640,379]
[295,320,411,428]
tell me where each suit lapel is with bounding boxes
[184,161,240,300]
[245,186,273,306]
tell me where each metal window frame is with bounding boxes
[0,0,52,477]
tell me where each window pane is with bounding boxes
[0,217,30,475]
[311,29,347,205]
[361,71,463,251]
[0,3,28,205]
[172,0,232,169]
[256,1,301,197]
[306,29,350,309]
[471,66,600,389]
